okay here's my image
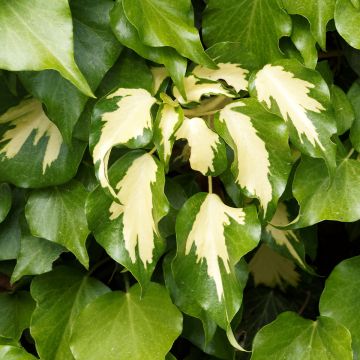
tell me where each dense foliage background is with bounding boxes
[0,0,360,359]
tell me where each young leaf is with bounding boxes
[349,80,360,151]
[86,151,169,289]
[122,0,215,69]
[30,267,110,360]
[172,193,260,330]
[0,345,37,360]
[215,99,292,218]
[0,0,93,97]
[0,183,11,223]
[70,283,182,360]
[25,181,90,268]
[175,117,227,176]
[251,312,352,360]
[0,99,86,188]
[250,59,337,168]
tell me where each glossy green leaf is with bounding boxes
[215,99,292,218]
[0,345,37,360]
[86,151,169,289]
[0,0,93,97]
[349,79,360,151]
[0,183,11,223]
[251,312,353,360]
[0,291,35,340]
[0,99,86,188]
[25,181,90,268]
[203,0,291,65]
[30,266,109,360]
[320,255,360,355]
[283,0,335,49]
[70,283,182,360]
[250,59,337,169]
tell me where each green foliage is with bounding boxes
[0,0,360,359]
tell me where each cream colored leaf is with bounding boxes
[193,63,249,92]
[92,88,156,197]
[0,99,62,173]
[186,194,245,300]
[109,153,158,267]
[173,75,233,104]
[219,102,272,212]
[255,64,325,149]
[176,117,221,175]
[151,66,169,94]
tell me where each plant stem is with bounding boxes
[208,176,213,194]
[148,147,157,155]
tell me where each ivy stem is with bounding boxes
[148,147,157,155]
[88,257,111,276]
[208,176,213,194]
[123,271,130,292]
[345,148,355,160]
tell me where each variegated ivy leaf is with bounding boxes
[173,75,233,105]
[0,99,86,188]
[192,63,249,92]
[151,67,169,95]
[175,117,227,176]
[86,150,169,289]
[153,103,184,172]
[250,60,337,169]
[90,88,156,198]
[172,192,260,331]
[215,99,292,219]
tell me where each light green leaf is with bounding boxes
[0,0,93,97]
[349,79,360,151]
[283,0,335,49]
[335,0,360,50]
[251,312,353,360]
[110,0,187,96]
[70,283,182,360]
[0,345,37,360]
[0,99,86,188]
[153,103,184,172]
[203,0,291,65]
[30,267,109,360]
[122,0,214,69]
[172,193,260,331]
[86,151,169,289]
[0,183,11,223]
[176,117,227,176]
[215,99,292,218]
[25,181,90,268]
[250,59,337,169]
[320,255,360,355]
[90,87,156,198]
[292,156,360,227]
[0,291,35,340]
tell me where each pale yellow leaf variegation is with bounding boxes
[0,99,62,173]
[254,64,325,150]
[219,102,272,212]
[109,153,158,267]
[186,194,245,300]
[151,66,169,94]
[193,63,249,92]
[175,117,221,175]
[92,88,156,197]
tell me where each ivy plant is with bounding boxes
[0,0,360,359]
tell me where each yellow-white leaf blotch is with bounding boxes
[254,64,325,150]
[151,66,169,94]
[185,193,245,300]
[219,102,272,212]
[173,75,233,104]
[92,88,156,196]
[176,117,220,175]
[193,63,249,92]
[0,99,62,173]
[109,153,158,267]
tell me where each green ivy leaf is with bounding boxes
[172,193,260,333]
[0,183,11,223]
[0,291,35,340]
[25,181,90,268]
[86,151,169,289]
[251,312,353,360]
[202,0,291,65]
[250,59,337,169]
[215,99,292,218]
[0,0,93,97]
[70,283,182,360]
[30,266,109,360]
[320,255,360,355]
[349,79,360,151]
[0,99,86,188]
[0,345,37,360]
